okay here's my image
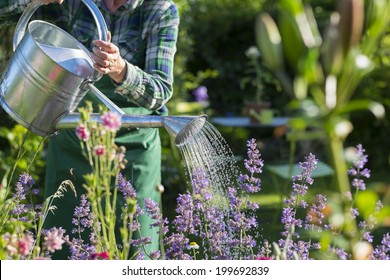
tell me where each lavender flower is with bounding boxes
[244,139,264,174]
[117,173,137,199]
[281,207,303,235]
[348,144,370,190]
[149,250,161,260]
[371,233,390,260]
[10,173,37,221]
[285,154,318,207]
[66,236,96,260]
[305,194,327,231]
[66,195,97,260]
[238,139,263,193]
[12,173,34,202]
[71,194,94,235]
[144,198,169,235]
[130,236,152,247]
[278,153,320,258]
[164,233,192,260]
[191,168,212,202]
[292,153,318,186]
[172,193,198,235]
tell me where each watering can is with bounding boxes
[0,0,206,146]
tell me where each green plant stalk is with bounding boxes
[252,58,264,103]
[107,134,119,258]
[120,209,133,260]
[101,149,114,250]
[275,70,294,98]
[327,133,359,247]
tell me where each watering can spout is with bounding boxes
[163,115,207,146]
[55,113,208,146]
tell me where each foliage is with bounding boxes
[1,129,389,259]
[255,0,390,249]
[0,173,75,259]
[0,125,46,186]
[174,0,272,115]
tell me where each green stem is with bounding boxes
[328,134,350,195]
[328,134,358,247]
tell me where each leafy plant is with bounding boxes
[255,0,390,249]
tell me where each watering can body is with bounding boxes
[0,0,108,137]
[0,0,206,145]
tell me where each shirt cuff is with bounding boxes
[114,60,142,96]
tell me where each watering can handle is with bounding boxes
[13,0,108,82]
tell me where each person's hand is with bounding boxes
[91,32,127,84]
[38,0,64,5]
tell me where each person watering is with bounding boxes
[0,0,179,259]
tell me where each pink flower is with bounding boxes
[94,145,106,156]
[90,251,110,260]
[18,234,34,257]
[75,124,90,141]
[44,228,65,253]
[118,152,125,162]
[101,111,122,132]
[256,256,271,260]
[3,233,18,256]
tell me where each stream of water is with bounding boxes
[177,121,240,204]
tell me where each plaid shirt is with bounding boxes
[0,0,179,110]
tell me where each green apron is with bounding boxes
[44,76,162,259]
[44,3,163,257]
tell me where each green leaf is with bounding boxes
[355,190,379,220]
[337,99,385,119]
[279,0,304,15]
[255,13,284,72]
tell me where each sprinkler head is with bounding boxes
[162,114,208,147]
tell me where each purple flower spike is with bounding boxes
[348,144,370,191]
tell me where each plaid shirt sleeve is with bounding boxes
[0,0,31,16]
[115,2,179,110]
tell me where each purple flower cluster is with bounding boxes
[238,139,263,193]
[348,144,370,190]
[371,233,390,260]
[164,233,192,260]
[192,86,209,103]
[172,193,199,235]
[10,173,40,221]
[305,194,327,231]
[282,154,319,234]
[66,195,96,260]
[278,153,324,259]
[117,173,137,199]
[165,140,264,260]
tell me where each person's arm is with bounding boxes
[0,0,63,21]
[114,4,180,111]
[0,0,30,18]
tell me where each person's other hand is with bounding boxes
[92,32,127,84]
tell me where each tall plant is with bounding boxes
[255,0,390,248]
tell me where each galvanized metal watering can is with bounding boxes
[0,0,206,146]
